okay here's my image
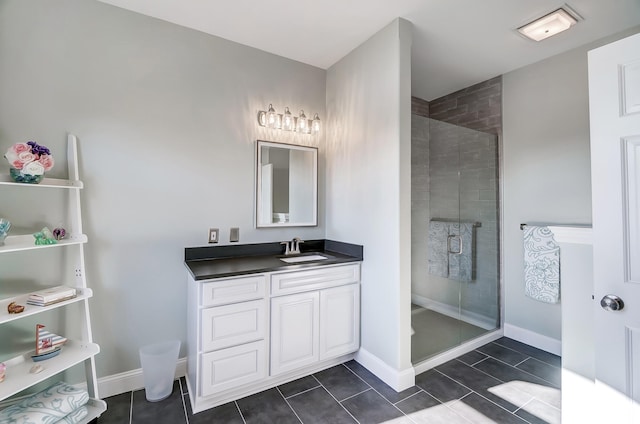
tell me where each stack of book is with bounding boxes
[27,286,77,307]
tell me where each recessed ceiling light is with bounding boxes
[518,7,578,41]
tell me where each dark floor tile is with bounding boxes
[451,393,528,423]
[516,358,561,387]
[287,387,357,424]
[415,369,470,403]
[131,380,187,424]
[493,338,561,368]
[476,342,529,366]
[344,360,421,403]
[341,389,404,424]
[395,391,440,414]
[236,388,300,424]
[314,365,370,402]
[474,357,558,389]
[97,392,130,424]
[279,375,321,398]
[437,359,527,412]
[185,399,244,424]
[457,350,488,366]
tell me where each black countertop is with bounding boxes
[185,239,363,281]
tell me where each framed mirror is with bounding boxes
[256,140,318,227]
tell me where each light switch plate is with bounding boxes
[230,227,239,242]
[208,228,219,243]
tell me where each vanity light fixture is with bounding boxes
[282,107,294,131]
[518,7,578,41]
[257,104,321,134]
[311,113,321,134]
[297,110,308,134]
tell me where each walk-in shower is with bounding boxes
[411,115,500,364]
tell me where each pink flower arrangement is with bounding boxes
[4,141,54,176]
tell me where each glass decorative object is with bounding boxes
[9,167,44,184]
[0,218,10,246]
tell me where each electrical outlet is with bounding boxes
[230,227,240,242]
[208,228,219,243]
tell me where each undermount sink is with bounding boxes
[280,254,330,263]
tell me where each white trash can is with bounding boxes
[139,340,180,402]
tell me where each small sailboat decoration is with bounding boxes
[31,324,67,362]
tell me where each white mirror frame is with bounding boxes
[256,140,318,228]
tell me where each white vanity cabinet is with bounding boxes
[186,261,361,414]
[270,264,360,376]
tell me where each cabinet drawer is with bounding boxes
[271,264,360,296]
[200,340,266,397]
[201,300,266,352]
[201,275,266,307]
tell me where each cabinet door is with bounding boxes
[320,284,360,360]
[200,340,266,396]
[270,292,319,376]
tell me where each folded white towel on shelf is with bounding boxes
[523,225,560,303]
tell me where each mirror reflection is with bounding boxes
[256,140,318,227]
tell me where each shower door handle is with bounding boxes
[447,235,462,255]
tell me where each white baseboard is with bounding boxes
[503,323,561,356]
[354,348,415,392]
[411,294,497,330]
[97,357,187,399]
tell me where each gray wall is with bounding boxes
[326,18,414,386]
[0,0,326,379]
[502,26,640,342]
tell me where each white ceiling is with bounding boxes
[98,0,640,100]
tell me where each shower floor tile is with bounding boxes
[411,306,488,363]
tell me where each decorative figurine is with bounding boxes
[7,302,24,314]
[33,227,57,245]
[52,227,66,240]
[0,362,5,382]
[31,324,67,362]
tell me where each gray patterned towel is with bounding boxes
[428,220,449,278]
[449,222,473,281]
[523,226,560,303]
[0,381,89,424]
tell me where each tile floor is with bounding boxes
[96,337,561,424]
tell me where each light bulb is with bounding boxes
[282,107,294,131]
[311,113,321,134]
[297,110,308,133]
[267,104,278,128]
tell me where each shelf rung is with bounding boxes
[0,234,88,254]
[0,288,93,325]
[0,340,100,401]
[0,174,83,189]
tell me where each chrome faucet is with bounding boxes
[281,237,304,255]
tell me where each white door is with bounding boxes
[270,292,319,375]
[319,284,360,360]
[589,31,640,423]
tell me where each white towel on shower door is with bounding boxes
[523,225,560,303]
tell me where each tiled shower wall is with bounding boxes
[411,76,502,327]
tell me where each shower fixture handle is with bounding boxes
[447,235,462,255]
